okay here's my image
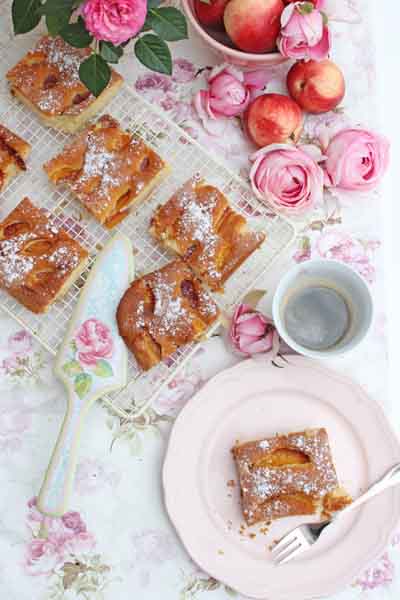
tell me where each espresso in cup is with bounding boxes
[284,285,351,351]
[272,260,373,358]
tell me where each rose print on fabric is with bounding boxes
[24,497,113,596]
[0,406,31,453]
[62,319,114,399]
[0,329,46,383]
[293,229,379,283]
[354,552,395,591]
[130,529,178,587]
[75,458,121,495]
[152,372,203,418]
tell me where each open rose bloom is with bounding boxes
[193,64,269,135]
[278,2,331,61]
[230,304,279,356]
[323,128,390,191]
[250,144,324,214]
[81,0,147,45]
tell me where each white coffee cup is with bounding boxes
[272,259,373,358]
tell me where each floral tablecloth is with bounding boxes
[0,1,398,599]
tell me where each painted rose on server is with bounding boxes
[75,318,114,368]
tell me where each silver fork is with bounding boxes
[271,463,400,566]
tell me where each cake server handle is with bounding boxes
[338,463,400,518]
[37,390,88,519]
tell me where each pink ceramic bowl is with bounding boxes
[182,0,288,69]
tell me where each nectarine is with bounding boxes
[245,93,303,147]
[224,0,284,54]
[194,0,231,31]
[287,59,345,114]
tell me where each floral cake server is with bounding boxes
[37,233,134,518]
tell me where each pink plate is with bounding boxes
[163,357,400,600]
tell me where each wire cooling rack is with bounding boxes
[0,20,296,420]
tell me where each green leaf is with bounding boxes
[46,13,71,36]
[321,10,329,25]
[74,373,92,399]
[12,0,42,34]
[62,360,83,377]
[147,0,161,8]
[93,359,114,378]
[79,54,111,97]
[39,0,74,16]
[297,2,315,15]
[60,18,93,48]
[100,41,123,64]
[199,0,212,4]
[148,7,188,42]
[141,14,153,32]
[135,34,172,75]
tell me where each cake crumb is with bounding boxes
[227,479,236,488]
[218,550,224,555]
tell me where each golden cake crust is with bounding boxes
[0,198,89,313]
[0,124,31,191]
[232,428,352,526]
[44,114,170,227]
[7,36,123,132]
[150,176,266,291]
[117,259,220,371]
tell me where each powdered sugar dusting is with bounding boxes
[0,233,35,286]
[234,429,346,525]
[36,36,84,88]
[49,246,80,275]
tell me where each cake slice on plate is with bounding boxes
[233,428,352,526]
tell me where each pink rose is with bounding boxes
[135,73,172,103]
[81,0,147,45]
[249,144,324,214]
[314,230,376,282]
[62,511,87,534]
[323,128,390,192]
[355,552,395,591]
[8,330,33,356]
[152,373,202,417]
[230,304,278,356]
[25,538,61,576]
[278,2,331,61]
[75,318,113,367]
[172,58,196,83]
[62,531,96,556]
[193,65,268,135]
[75,458,120,494]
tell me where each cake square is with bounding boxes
[232,428,352,526]
[117,259,220,371]
[0,124,31,192]
[6,36,123,133]
[0,198,89,313]
[44,114,170,228]
[150,176,266,292]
